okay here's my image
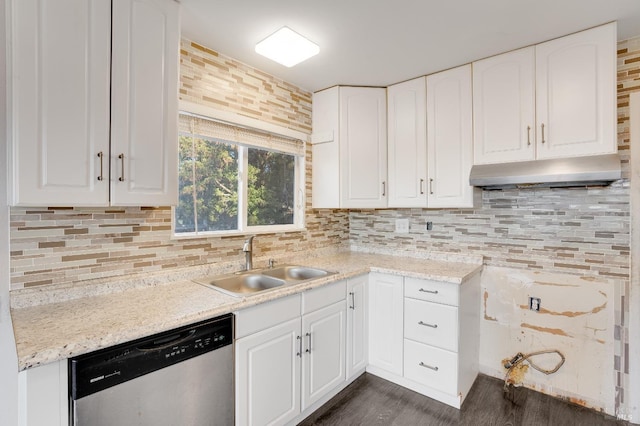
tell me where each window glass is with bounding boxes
[174,132,302,236]
[195,138,239,232]
[248,149,295,226]
[175,135,196,233]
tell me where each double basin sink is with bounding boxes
[193,265,336,297]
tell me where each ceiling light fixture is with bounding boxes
[255,26,320,67]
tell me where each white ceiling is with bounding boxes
[180,0,640,93]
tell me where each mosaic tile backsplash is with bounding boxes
[180,40,312,135]
[349,183,630,279]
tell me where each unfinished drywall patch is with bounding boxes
[479,266,616,414]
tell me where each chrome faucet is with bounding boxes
[242,236,255,270]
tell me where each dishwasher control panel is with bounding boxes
[69,313,233,400]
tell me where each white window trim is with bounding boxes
[172,102,308,239]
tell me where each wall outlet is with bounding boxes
[395,218,409,234]
[529,297,541,312]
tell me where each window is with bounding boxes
[174,112,305,236]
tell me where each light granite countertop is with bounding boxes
[10,251,482,371]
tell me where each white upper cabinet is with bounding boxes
[472,47,536,165]
[312,86,387,209]
[473,22,616,165]
[110,0,179,205]
[9,0,112,206]
[426,65,477,208]
[387,77,427,207]
[8,0,179,206]
[535,23,616,159]
[387,73,476,209]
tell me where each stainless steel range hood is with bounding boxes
[469,154,621,189]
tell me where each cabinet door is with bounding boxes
[9,0,111,206]
[301,301,346,410]
[427,65,475,208]
[311,87,341,208]
[387,78,427,207]
[535,23,616,159]
[472,47,536,164]
[111,0,179,206]
[339,87,387,208]
[346,275,368,379]
[18,360,68,426]
[368,273,404,376]
[235,318,301,426]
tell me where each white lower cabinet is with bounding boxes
[18,360,68,426]
[302,301,346,409]
[236,317,302,426]
[366,272,480,409]
[235,281,350,426]
[346,275,368,379]
[367,273,404,376]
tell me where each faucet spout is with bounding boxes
[242,236,255,270]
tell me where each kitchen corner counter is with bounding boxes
[11,251,482,371]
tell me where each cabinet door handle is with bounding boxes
[349,292,355,310]
[118,153,125,181]
[420,178,424,195]
[418,288,438,294]
[305,332,311,354]
[527,126,531,146]
[418,321,438,329]
[429,178,434,195]
[419,362,439,371]
[382,181,386,196]
[97,151,104,181]
[296,335,302,357]
[541,123,546,144]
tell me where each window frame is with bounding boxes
[172,105,307,239]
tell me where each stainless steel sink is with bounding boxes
[262,265,330,281]
[193,265,335,297]
[194,272,286,297]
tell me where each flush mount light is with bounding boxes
[255,27,320,67]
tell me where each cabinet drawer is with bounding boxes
[404,339,458,395]
[404,277,458,306]
[235,294,301,339]
[303,280,346,314]
[404,298,458,352]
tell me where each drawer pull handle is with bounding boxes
[349,292,355,310]
[419,288,438,294]
[419,362,439,371]
[296,336,302,357]
[418,321,438,328]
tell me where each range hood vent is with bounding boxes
[469,154,621,189]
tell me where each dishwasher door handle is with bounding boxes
[137,330,196,352]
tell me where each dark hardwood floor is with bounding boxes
[299,373,629,426]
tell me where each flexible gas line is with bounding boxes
[503,349,566,392]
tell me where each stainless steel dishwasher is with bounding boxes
[69,313,234,426]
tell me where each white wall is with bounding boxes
[629,91,640,424]
[1,0,20,423]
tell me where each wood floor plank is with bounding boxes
[298,373,628,426]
